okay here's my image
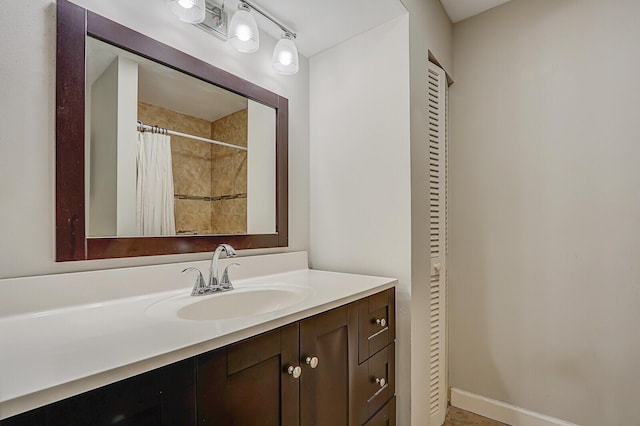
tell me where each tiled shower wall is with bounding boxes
[137,102,247,235]
[210,109,248,234]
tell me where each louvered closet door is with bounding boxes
[427,61,447,426]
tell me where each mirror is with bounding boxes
[56,0,288,261]
[86,38,276,238]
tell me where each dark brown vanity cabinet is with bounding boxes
[197,304,358,426]
[356,288,396,425]
[1,358,196,426]
[358,289,396,364]
[1,288,395,426]
[363,397,396,426]
[299,304,358,426]
[197,324,300,425]
[196,289,396,426]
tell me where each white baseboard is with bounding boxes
[450,388,580,426]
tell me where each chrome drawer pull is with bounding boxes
[287,365,302,379]
[305,356,319,369]
[375,318,387,327]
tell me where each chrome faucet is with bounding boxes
[182,244,239,296]
[209,243,238,289]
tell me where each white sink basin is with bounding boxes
[146,284,311,321]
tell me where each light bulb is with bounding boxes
[272,33,299,75]
[166,0,205,23]
[178,0,194,9]
[228,3,259,53]
[236,24,252,42]
[278,52,293,66]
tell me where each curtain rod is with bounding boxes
[137,122,248,151]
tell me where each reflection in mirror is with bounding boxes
[86,37,276,238]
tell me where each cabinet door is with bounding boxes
[0,408,46,426]
[197,324,300,426]
[49,358,195,426]
[299,304,358,426]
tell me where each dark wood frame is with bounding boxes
[56,0,288,261]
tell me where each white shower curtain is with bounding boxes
[136,131,176,236]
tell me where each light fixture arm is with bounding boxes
[205,3,225,29]
[240,0,297,38]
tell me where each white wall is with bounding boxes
[247,100,276,234]
[450,0,640,424]
[114,57,138,237]
[0,0,309,278]
[89,58,119,237]
[309,15,412,425]
[88,56,138,237]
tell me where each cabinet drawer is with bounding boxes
[363,396,396,426]
[356,342,395,425]
[358,288,396,363]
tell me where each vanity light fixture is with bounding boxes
[231,0,299,75]
[167,0,206,24]
[169,0,299,75]
[272,32,299,75]
[228,2,260,53]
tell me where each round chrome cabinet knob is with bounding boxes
[376,318,387,327]
[287,365,302,379]
[305,356,319,369]
[375,377,386,388]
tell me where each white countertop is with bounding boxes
[0,252,396,420]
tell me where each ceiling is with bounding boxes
[223,0,408,57]
[439,0,513,23]
[87,38,248,123]
[85,0,410,122]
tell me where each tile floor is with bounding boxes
[443,406,509,426]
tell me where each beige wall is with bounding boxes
[402,0,452,73]
[0,0,309,278]
[210,110,248,234]
[450,0,640,424]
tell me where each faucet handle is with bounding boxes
[220,263,240,290]
[182,267,209,296]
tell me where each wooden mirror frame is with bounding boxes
[56,0,288,261]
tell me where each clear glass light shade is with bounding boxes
[272,34,299,75]
[166,0,206,24]
[228,4,259,53]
